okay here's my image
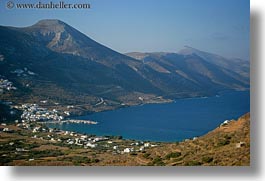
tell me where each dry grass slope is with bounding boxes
[0,113,250,166]
[143,113,250,166]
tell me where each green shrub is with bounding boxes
[202,156,213,163]
[143,153,151,159]
[28,150,63,159]
[152,157,165,166]
[224,135,232,140]
[130,152,138,156]
[0,157,12,165]
[92,158,100,163]
[165,152,181,160]
[185,160,202,166]
[217,139,230,147]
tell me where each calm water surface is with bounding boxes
[47,91,250,142]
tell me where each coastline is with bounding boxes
[0,112,250,166]
[66,89,250,118]
[46,90,250,143]
[0,89,250,143]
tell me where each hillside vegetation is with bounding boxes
[0,113,250,166]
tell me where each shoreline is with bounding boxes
[0,112,250,166]
[41,90,250,143]
[0,90,250,143]
[68,89,250,118]
[40,119,98,125]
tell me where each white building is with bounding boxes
[86,142,97,148]
[144,143,150,147]
[139,146,145,151]
[123,148,131,153]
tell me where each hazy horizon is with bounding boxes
[0,0,250,60]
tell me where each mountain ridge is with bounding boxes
[0,19,250,115]
[18,19,140,67]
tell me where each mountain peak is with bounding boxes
[29,19,70,33]
[34,19,67,27]
[184,45,195,49]
[178,46,200,55]
[22,19,79,55]
[19,19,135,66]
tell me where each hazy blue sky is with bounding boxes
[0,0,249,59]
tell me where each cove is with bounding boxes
[47,91,250,142]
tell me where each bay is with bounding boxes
[47,91,250,142]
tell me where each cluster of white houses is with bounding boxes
[65,134,109,148]
[0,78,16,93]
[20,104,64,122]
[1,100,159,154]
[1,121,157,154]
[11,68,36,77]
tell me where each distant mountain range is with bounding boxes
[126,47,249,96]
[0,19,249,113]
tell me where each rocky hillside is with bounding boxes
[0,19,249,114]
[0,113,250,166]
[143,113,250,166]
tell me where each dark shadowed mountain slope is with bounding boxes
[0,20,249,113]
[178,46,250,80]
[126,52,249,98]
[18,19,140,67]
[0,22,161,110]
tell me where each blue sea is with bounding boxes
[47,91,250,142]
